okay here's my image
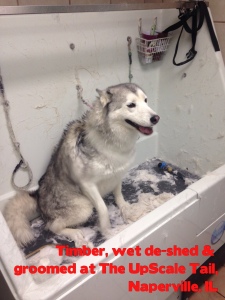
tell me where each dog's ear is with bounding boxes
[96,88,112,107]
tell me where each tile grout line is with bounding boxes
[217,291,225,299]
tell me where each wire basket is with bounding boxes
[136,34,172,64]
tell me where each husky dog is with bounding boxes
[4,83,160,247]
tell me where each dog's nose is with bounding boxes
[150,115,160,125]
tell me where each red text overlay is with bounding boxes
[14,244,218,294]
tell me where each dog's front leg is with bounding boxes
[113,182,128,209]
[80,183,111,234]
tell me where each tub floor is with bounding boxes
[23,158,199,257]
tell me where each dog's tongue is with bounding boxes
[138,126,153,135]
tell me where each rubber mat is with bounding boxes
[23,158,199,257]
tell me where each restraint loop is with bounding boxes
[127,36,133,83]
[0,71,33,190]
[163,1,220,66]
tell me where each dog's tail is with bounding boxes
[3,191,38,247]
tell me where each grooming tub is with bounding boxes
[0,5,225,300]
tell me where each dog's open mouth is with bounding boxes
[125,119,153,135]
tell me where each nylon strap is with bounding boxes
[163,1,220,66]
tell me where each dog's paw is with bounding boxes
[72,229,94,248]
[103,231,113,240]
[101,227,114,240]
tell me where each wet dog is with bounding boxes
[4,83,160,247]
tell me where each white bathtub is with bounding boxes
[0,5,225,300]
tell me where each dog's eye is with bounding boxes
[144,98,147,103]
[127,103,136,108]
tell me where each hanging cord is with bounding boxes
[127,36,133,83]
[0,71,33,190]
[76,84,93,110]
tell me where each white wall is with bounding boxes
[157,9,225,176]
[1,8,225,196]
[0,10,161,197]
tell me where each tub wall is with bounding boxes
[157,9,225,176]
